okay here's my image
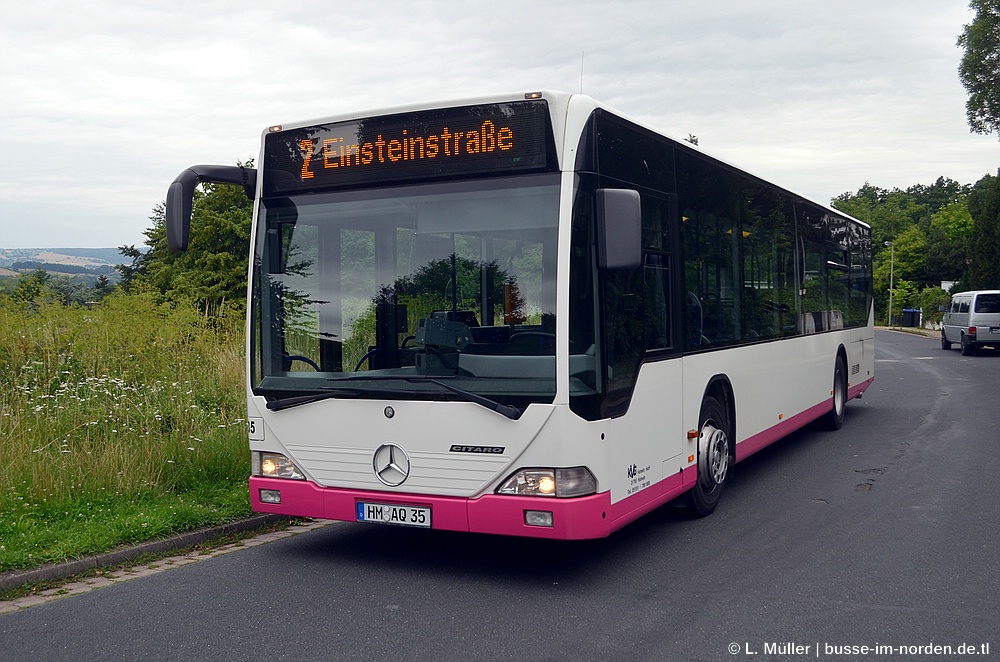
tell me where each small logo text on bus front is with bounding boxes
[450,445,505,454]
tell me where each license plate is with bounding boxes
[357,502,431,528]
[990,327,999,334]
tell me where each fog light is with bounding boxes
[525,510,553,527]
[259,489,282,504]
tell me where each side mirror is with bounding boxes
[166,165,257,252]
[595,188,642,270]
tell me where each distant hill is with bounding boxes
[0,247,125,277]
[47,247,124,263]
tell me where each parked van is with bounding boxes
[941,290,1000,355]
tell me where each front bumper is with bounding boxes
[250,476,616,540]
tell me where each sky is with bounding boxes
[1,0,997,249]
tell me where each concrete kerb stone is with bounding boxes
[0,514,291,594]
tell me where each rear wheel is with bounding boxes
[686,395,731,517]
[821,354,847,431]
[961,334,976,356]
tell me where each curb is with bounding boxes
[876,325,930,337]
[0,514,291,594]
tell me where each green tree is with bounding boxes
[94,274,115,298]
[929,198,975,242]
[904,177,971,230]
[958,0,1000,138]
[967,173,1000,288]
[47,275,94,306]
[925,200,973,284]
[11,269,55,305]
[116,203,162,292]
[890,279,919,323]
[873,225,928,321]
[887,225,928,285]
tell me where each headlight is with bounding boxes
[496,467,597,497]
[252,451,304,480]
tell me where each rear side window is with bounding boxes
[974,294,1000,313]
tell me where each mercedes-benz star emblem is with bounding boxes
[372,443,410,487]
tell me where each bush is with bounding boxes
[917,287,951,325]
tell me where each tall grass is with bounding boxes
[0,292,251,571]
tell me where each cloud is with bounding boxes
[0,0,996,247]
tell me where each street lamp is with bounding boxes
[884,240,895,327]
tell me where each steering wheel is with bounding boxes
[285,355,320,371]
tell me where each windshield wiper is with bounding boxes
[266,390,350,411]
[265,388,405,411]
[404,377,522,420]
[266,379,523,419]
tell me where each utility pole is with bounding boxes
[885,240,895,326]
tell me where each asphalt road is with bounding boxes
[2,329,997,661]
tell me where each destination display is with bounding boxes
[263,100,555,195]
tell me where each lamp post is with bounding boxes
[884,240,895,327]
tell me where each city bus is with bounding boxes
[165,91,874,539]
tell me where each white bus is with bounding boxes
[166,91,874,539]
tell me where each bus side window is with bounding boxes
[640,195,673,351]
[742,184,796,340]
[676,155,741,348]
[643,253,671,349]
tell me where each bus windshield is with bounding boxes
[251,173,561,409]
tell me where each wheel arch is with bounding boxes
[702,374,736,457]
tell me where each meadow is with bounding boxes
[0,292,251,572]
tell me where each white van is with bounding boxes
[941,290,1000,355]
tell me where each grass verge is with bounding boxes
[0,291,252,572]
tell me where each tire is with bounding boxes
[686,394,731,517]
[821,354,847,431]
[961,334,976,356]
[941,331,952,350]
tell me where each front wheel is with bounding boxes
[686,395,731,517]
[941,331,952,350]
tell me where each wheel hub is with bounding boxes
[699,424,729,488]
